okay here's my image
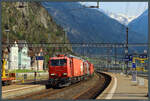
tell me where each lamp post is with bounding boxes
[125,49,128,75]
[64,29,67,44]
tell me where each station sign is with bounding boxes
[132,63,136,68]
[36,56,44,60]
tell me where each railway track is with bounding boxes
[74,71,111,99]
[11,72,111,100]
[3,79,49,86]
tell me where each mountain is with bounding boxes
[41,2,145,44]
[2,2,73,61]
[79,2,136,25]
[2,2,69,44]
[128,9,148,42]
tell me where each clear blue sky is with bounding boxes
[82,2,148,17]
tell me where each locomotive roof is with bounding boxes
[67,54,85,61]
[51,54,86,61]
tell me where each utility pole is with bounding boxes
[115,45,117,65]
[125,27,128,75]
[114,45,118,72]
[63,30,66,53]
[64,31,66,44]
[106,48,109,69]
[147,2,150,97]
[36,52,39,71]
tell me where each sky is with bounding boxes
[81,2,148,17]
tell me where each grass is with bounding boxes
[9,69,47,73]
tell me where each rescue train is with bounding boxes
[46,54,94,88]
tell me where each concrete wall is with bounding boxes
[15,72,49,80]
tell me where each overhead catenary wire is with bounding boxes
[68,1,100,11]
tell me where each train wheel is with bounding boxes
[45,84,51,89]
[71,78,75,84]
[3,81,9,86]
[85,77,87,80]
[77,77,79,82]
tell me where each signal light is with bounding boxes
[63,73,67,75]
[50,73,55,76]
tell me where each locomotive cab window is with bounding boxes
[51,59,67,66]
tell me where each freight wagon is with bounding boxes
[46,54,94,88]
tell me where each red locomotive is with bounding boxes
[46,54,94,88]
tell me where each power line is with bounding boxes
[2,43,148,48]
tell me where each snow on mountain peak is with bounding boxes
[79,2,137,26]
[101,11,137,25]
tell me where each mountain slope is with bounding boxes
[2,2,72,56]
[128,9,148,42]
[41,2,146,44]
[2,2,68,44]
[79,2,136,25]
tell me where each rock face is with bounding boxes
[2,2,68,44]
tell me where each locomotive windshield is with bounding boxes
[51,59,67,66]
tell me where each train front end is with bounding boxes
[47,55,71,88]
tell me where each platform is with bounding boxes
[97,72,148,99]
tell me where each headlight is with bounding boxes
[63,73,67,75]
[50,73,55,76]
